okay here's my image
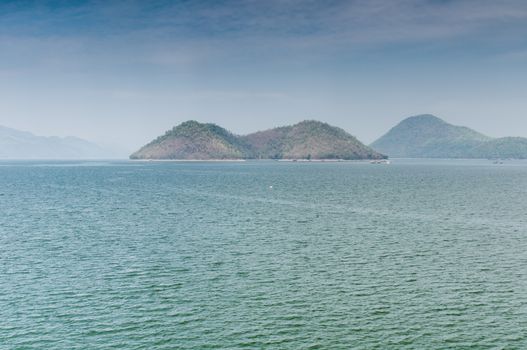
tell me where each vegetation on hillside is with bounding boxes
[131,120,386,160]
[244,120,385,160]
[370,115,527,159]
[130,121,249,159]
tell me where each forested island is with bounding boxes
[371,115,527,159]
[130,120,386,160]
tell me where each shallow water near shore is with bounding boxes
[1,159,527,349]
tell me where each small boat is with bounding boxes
[370,159,390,164]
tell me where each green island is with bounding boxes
[371,114,527,159]
[130,120,386,160]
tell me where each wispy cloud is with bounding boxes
[2,0,527,94]
[2,0,527,63]
[493,49,527,62]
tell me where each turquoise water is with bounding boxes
[1,159,527,349]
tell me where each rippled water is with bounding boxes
[1,159,527,349]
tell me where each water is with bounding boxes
[1,159,527,349]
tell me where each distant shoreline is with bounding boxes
[130,159,247,162]
[130,158,372,162]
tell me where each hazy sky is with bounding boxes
[1,0,527,151]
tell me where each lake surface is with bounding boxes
[1,159,527,349]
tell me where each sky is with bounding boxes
[1,0,527,152]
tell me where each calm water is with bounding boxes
[1,159,527,349]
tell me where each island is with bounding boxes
[371,114,527,159]
[130,120,387,160]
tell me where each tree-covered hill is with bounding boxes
[131,120,386,160]
[371,115,527,159]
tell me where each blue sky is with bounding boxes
[1,0,527,151]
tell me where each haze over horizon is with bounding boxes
[1,0,527,151]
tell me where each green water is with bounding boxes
[1,159,527,349]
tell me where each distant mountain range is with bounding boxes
[371,114,527,159]
[130,120,386,160]
[0,125,117,159]
[5,115,526,160]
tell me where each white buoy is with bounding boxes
[269,185,273,189]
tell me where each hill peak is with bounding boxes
[171,120,225,134]
[177,120,207,128]
[401,114,446,125]
[294,120,330,127]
